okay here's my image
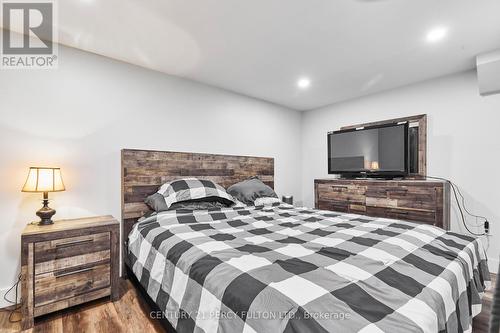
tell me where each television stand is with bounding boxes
[314,178,450,230]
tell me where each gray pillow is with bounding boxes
[227,177,277,205]
[144,193,169,212]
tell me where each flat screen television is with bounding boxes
[328,123,409,178]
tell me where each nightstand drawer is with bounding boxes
[34,232,110,274]
[34,263,110,307]
[35,250,111,275]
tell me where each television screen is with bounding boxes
[328,123,408,176]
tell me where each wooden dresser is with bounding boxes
[20,216,120,329]
[315,179,450,230]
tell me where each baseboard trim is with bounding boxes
[0,289,11,309]
[0,286,20,309]
[488,257,499,274]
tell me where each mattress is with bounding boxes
[127,203,490,333]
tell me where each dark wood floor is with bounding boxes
[0,275,496,333]
[0,279,164,333]
[472,273,496,333]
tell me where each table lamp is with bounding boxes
[22,167,65,225]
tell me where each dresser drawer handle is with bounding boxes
[387,188,408,193]
[55,267,94,278]
[331,186,347,190]
[55,239,93,249]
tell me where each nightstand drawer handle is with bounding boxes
[55,267,93,278]
[55,239,93,248]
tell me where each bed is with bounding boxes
[122,149,490,333]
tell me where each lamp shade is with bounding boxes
[22,167,65,193]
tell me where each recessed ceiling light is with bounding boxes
[426,26,448,43]
[297,78,311,89]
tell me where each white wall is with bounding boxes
[2,45,498,307]
[0,45,302,306]
[301,70,500,271]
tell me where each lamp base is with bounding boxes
[36,194,56,225]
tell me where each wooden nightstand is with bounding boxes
[20,215,120,330]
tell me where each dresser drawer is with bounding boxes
[366,206,436,224]
[34,232,110,274]
[317,183,366,197]
[317,183,368,214]
[389,207,436,224]
[317,199,349,213]
[34,263,110,307]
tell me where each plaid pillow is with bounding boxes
[158,178,235,209]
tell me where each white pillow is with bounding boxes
[254,197,281,206]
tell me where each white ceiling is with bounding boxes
[6,0,500,110]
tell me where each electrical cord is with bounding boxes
[426,176,487,236]
[431,176,489,222]
[0,274,22,323]
[427,176,485,235]
[454,184,489,222]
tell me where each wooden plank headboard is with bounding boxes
[121,149,274,260]
[122,149,274,220]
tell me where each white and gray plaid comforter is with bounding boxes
[128,203,490,333]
